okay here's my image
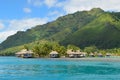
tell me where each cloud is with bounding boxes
[27,0,43,7]
[44,0,57,8]
[23,7,32,13]
[58,0,120,13]
[27,0,58,8]
[48,11,64,20]
[7,18,48,31]
[26,0,120,13]
[0,22,4,30]
[48,11,61,16]
[0,30,16,43]
[0,18,48,43]
[33,0,42,6]
[27,0,32,4]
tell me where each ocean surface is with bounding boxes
[0,57,120,80]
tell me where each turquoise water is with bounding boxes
[0,57,120,80]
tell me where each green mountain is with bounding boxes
[0,8,120,50]
[62,13,120,49]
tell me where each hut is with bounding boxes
[80,52,87,57]
[67,50,74,58]
[97,53,103,57]
[106,53,111,57]
[49,51,59,58]
[89,53,95,57]
[15,52,21,57]
[67,50,82,58]
[15,49,33,58]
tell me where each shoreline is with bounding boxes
[1,56,120,62]
[45,57,120,62]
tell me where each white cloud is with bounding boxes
[48,11,60,16]
[7,18,48,31]
[27,0,43,7]
[27,0,58,7]
[59,0,120,13]
[0,22,4,30]
[26,0,120,13]
[44,0,57,8]
[0,30,16,43]
[33,0,42,6]
[27,0,32,4]
[48,11,64,20]
[23,7,32,13]
[0,18,48,43]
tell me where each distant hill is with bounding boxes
[0,8,120,50]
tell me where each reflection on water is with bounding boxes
[0,57,120,80]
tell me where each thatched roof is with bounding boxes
[50,51,59,54]
[89,53,94,55]
[66,49,72,54]
[81,52,87,55]
[106,53,111,56]
[98,53,103,55]
[15,49,33,54]
[67,49,81,55]
[15,52,22,55]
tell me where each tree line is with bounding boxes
[24,41,120,57]
[0,40,120,56]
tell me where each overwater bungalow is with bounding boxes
[49,51,59,58]
[15,49,33,58]
[67,50,85,58]
[89,53,95,57]
[80,52,87,57]
[106,53,111,57]
[67,50,75,58]
[97,53,103,57]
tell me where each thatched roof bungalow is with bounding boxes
[89,53,95,57]
[80,52,87,57]
[67,49,84,58]
[97,53,103,57]
[106,53,111,57]
[15,49,33,58]
[49,51,59,58]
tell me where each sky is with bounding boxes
[0,0,120,43]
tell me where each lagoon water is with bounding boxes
[0,57,120,80]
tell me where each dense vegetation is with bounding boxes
[0,8,120,56]
[0,40,120,56]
